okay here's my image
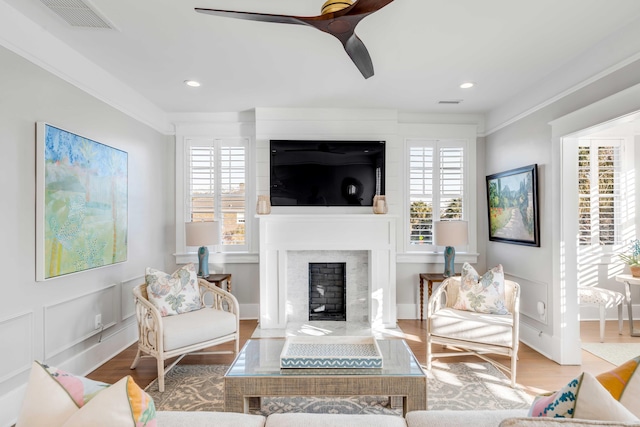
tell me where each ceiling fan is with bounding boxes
[195,0,395,79]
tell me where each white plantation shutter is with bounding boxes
[188,138,248,249]
[220,145,246,245]
[190,145,215,221]
[440,147,464,220]
[578,139,622,246]
[409,146,434,244]
[408,140,465,249]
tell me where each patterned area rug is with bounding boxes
[146,361,532,414]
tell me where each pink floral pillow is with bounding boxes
[452,263,509,315]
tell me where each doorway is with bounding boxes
[558,109,640,362]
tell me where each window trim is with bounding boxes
[404,138,471,254]
[175,129,255,261]
[186,137,249,252]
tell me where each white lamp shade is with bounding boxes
[185,221,220,247]
[434,220,468,247]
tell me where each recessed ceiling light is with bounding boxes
[460,82,474,89]
[184,80,201,87]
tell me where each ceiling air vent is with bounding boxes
[39,0,116,29]
[438,100,463,105]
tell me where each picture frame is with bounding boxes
[36,122,128,281]
[486,164,539,247]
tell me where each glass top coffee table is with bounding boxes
[224,338,427,415]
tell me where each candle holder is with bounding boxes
[373,195,387,214]
[256,195,271,215]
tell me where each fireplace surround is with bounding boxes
[258,214,397,329]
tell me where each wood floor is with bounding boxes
[87,319,637,396]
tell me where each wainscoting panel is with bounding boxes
[121,275,144,321]
[44,284,117,359]
[0,311,33,383]
[506,272,548,325]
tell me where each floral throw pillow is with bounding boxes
[452,262,509,315]
[145,263,202,316]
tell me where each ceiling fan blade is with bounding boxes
[343,33,374,79]
[195,8,305,26]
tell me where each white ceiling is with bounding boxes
[4,0,640,130]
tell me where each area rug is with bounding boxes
[145,361,532,414]
[581,342,640,366]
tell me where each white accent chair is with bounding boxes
[578,285,625,342]
[130,278,240,392]
[426,277,521,387]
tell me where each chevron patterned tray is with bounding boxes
[280,336,383,369]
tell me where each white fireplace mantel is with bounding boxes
[258,214,397,329]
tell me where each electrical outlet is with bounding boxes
[94,314,102,330]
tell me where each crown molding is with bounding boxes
[484,16,640,136]
[0,1,169,135]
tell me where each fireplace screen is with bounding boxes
[308,262,346,321]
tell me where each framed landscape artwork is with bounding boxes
[36,123,128,281]
[486,164,539,247]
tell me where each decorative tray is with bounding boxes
[279,336,383,369]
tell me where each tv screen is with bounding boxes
[270,140,385,207]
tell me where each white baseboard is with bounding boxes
[0,322,139,427]
[519,321,582,365]
[57,322,139,376]
[0,384,25,427]
[396,304,418,320]
[239,304,259,320]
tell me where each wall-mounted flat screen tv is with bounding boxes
[270,140,385,207]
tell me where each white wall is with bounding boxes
[171,109,484,322]
[0,45,173,425]
[485,57,640,363]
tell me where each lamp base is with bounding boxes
[443,246,456,277]
[197,246,210,278]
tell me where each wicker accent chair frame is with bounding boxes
[426,277,521,387]
[130,278,240,392]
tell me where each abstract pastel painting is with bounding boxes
[36,123,128,280]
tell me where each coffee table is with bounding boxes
[224,338,427,415]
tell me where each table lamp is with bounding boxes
[185,221,220,278]
[434,220,468,277]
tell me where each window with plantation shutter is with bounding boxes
[188,138,248,251]
[577,139,622,246]
[408,140,465,250]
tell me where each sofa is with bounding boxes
[155,410,640,427]
[15,355,640,427]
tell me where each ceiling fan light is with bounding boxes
[184,80,201,87]
[460,82,474,89]
[321,0,354,15]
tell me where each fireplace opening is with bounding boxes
[308,262,346,321]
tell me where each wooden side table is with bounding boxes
[204,273,232,293]
[418,273,457,321]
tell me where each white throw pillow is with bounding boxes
[16,361,155,427]
[62,376,156,426]
[528,372,638,422]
